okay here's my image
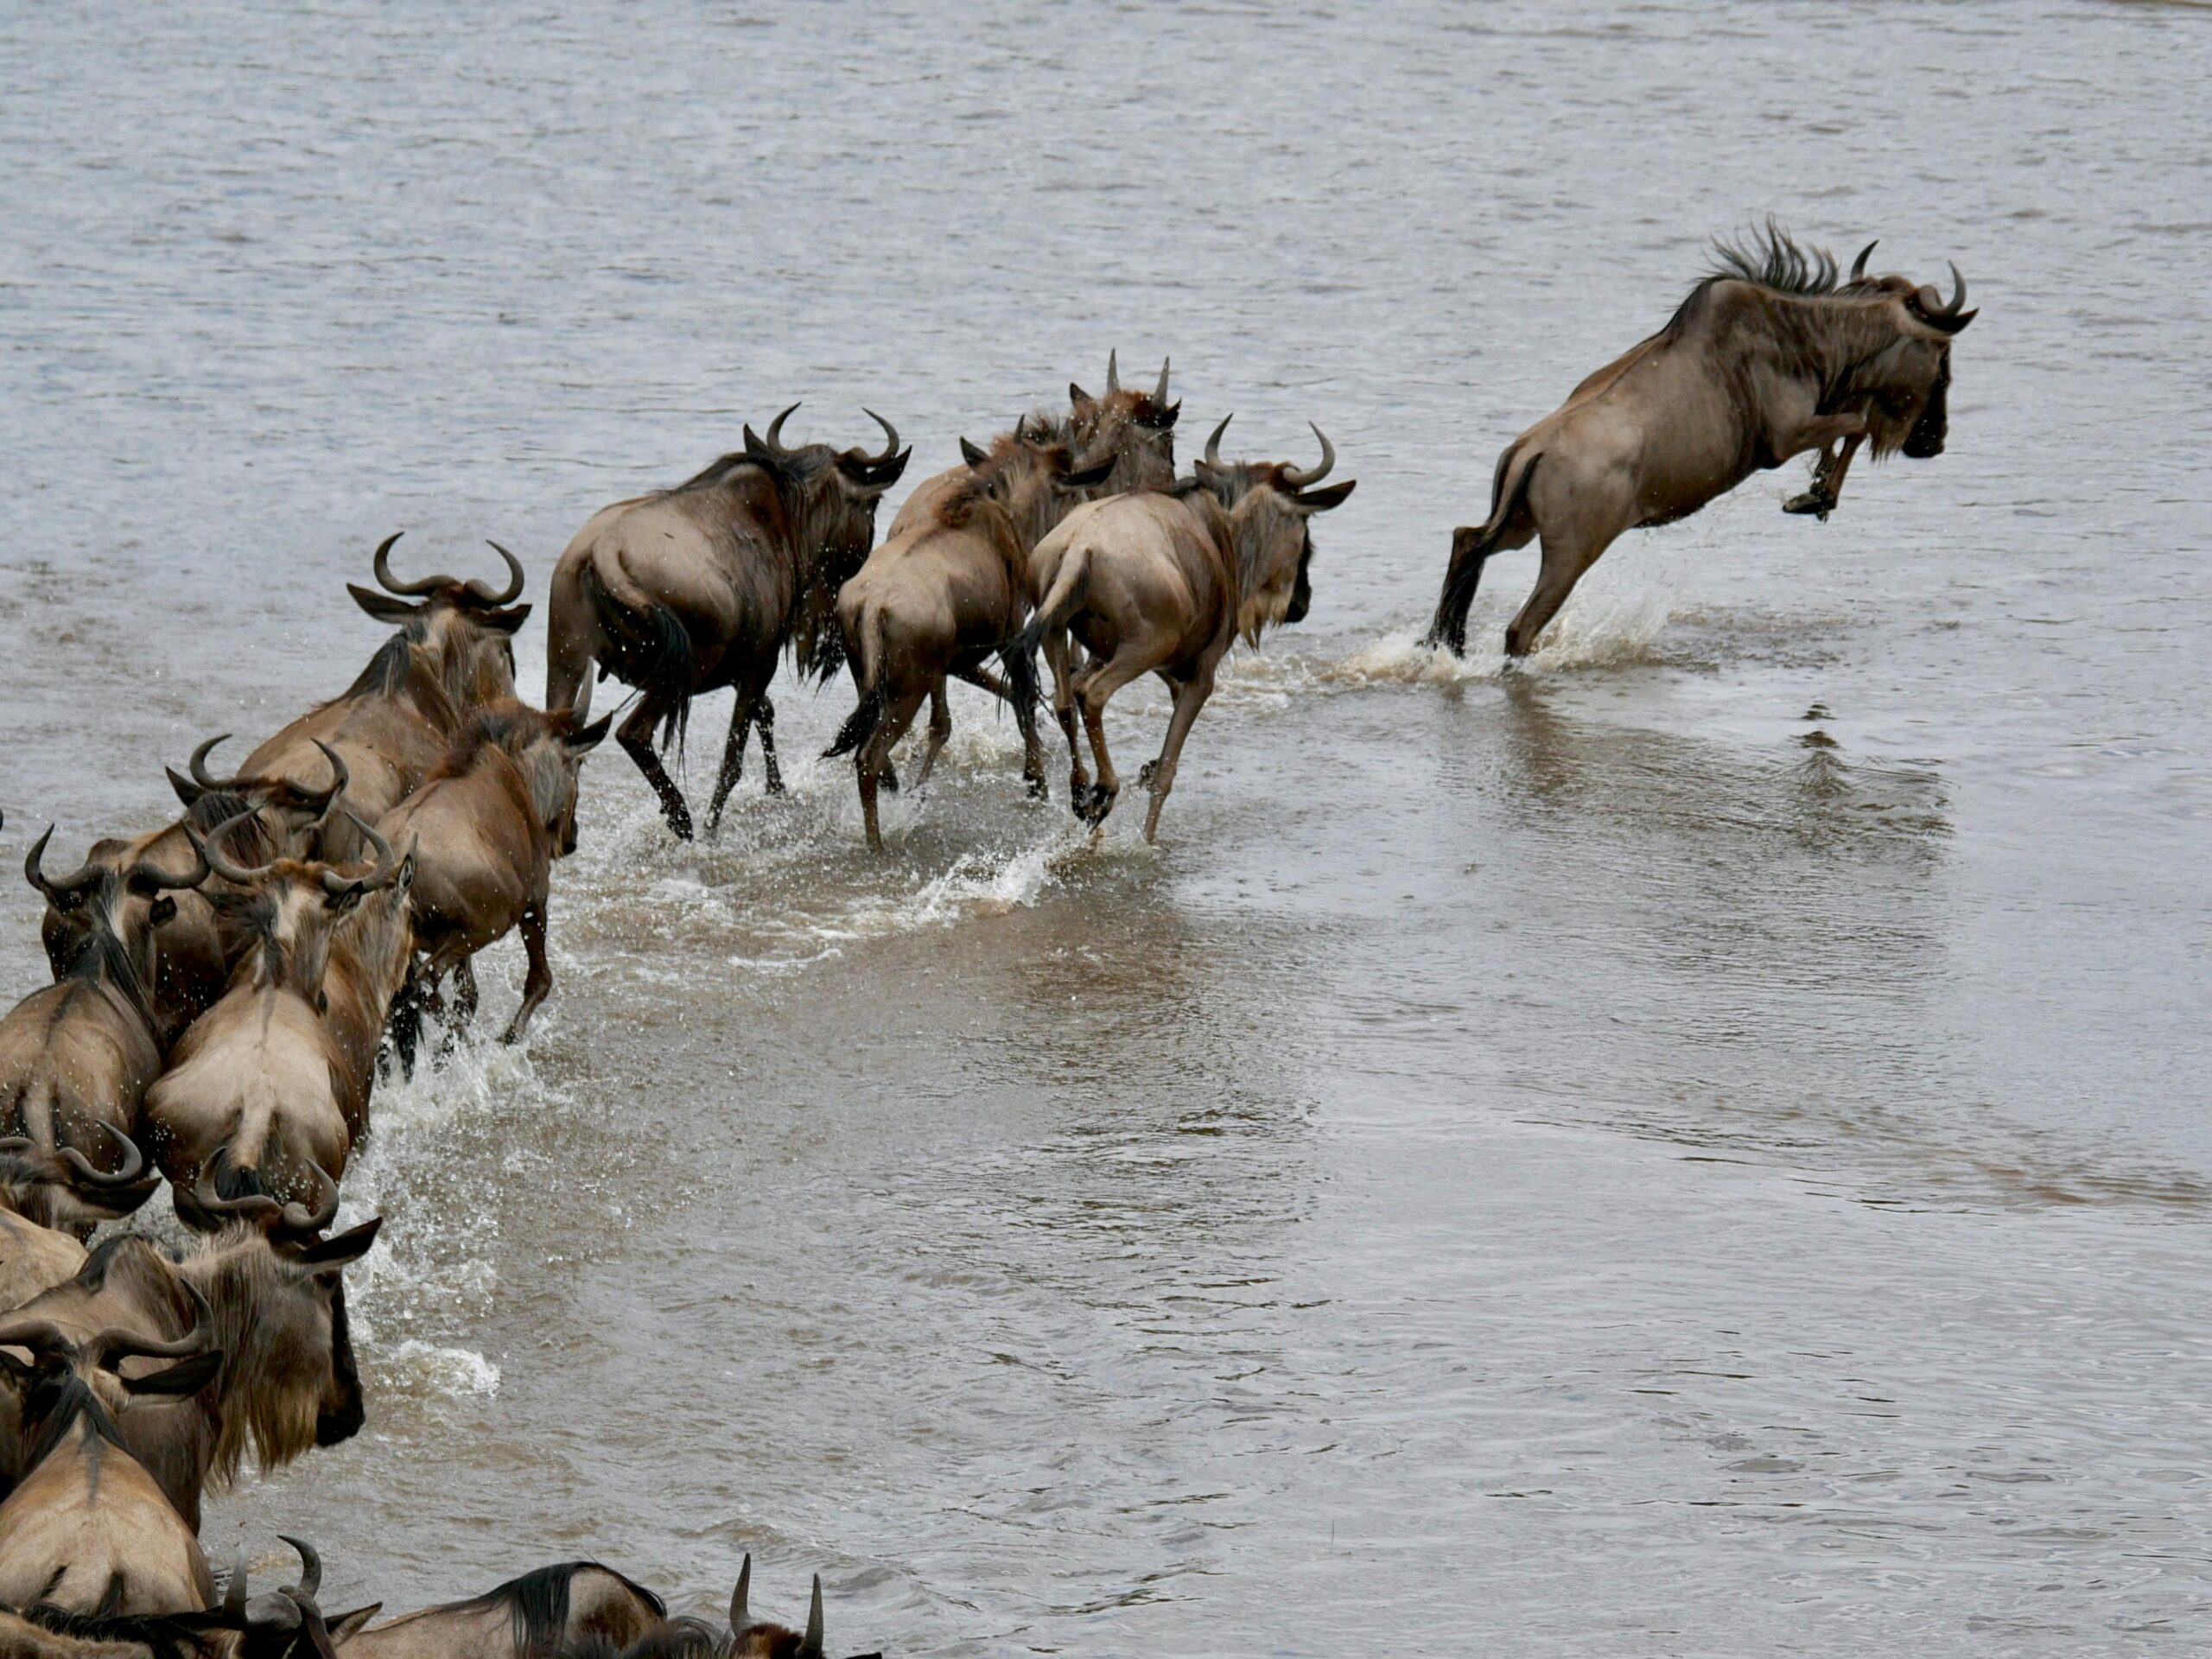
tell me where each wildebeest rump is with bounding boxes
[1427,224,1975,658]
[543,409,911,839]
[333,1561,664,1659]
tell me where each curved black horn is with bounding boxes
[0,1318,80,1360]
[959,436,988,469]
[1203,413,1232,468]
[1849,239,1878,283]
[469,541,526,606]
[798,1576,823,1659]
[25,826,103,910]
[276,1163,341,1239]
[761,402,801,457]
[1105,349,1122,396]
[225,1553,249,1615]
[1154,356,1171,404]
[857,408,900,467]
[194,1149,283,1231]
[57,1120,149,1191]
[302,741,352,826]
[88,1275,216,1370]
[729,1555,751,1632]
[1281,423,1336,490]
[189,734,238,791]
[372,532,442,598]
[324,810,397,895]
[1942,262,1967,315]
[188,808,272,887]
[279,1535,322,1601]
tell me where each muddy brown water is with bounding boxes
[3,2,2209,1653]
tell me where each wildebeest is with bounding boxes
[377,701,608,1056]
[552,1558,868,1659]
[1014,418,1354,840]
[1,1222,380,1522]
[223,537,529,855]
[143,816,412,1233]
[0,1320,225,1613]
[331,1562,665,1659]
[0,1545,337,1659]
[1065,352,1180,494]
[35,753,345,1053]
[543,409,912,839]
[1426,225,1976,658]
[1,820,198,1236]
[825,432,1116,848]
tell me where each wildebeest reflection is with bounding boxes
[1427,224,1975,658]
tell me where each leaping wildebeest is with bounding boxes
[544,409,912,840]
[0,817,197,1238]
[1013,418,1354,841]
[1426,224,1975,658]
[825,430,1116,849]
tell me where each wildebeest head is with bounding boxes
[1828,241,1974,462]
[445,699,615,858]
[1065,351,1179,493]
[188,809,413,1007]
[221,1536,352,1659]
[187,1218,382,1472]
[24,816,210,1010]
[168,738,355,861]
[559,1558,870,1659]
[0,1300,226,1472]
[346,533,531,709]
[741,406,912,682]
[1191,417,1357,643]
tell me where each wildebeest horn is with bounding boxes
[372,531,443,597]
[729,1555,751,1631]
[1911,264,1974,332]
[1203,413,1232,468]
[87,1276,216,1370]
[762,403,800,456]
[188,808,272,886]
[468,542,526,606]
[225,1552,249,1614]
[959,436,988,469]
[1154,356,1171,404]
[1849,239,1878,283]
[302,741,352,825]
[0,1318,80,1359]
[1105,349,1121,396]
[280,1535,322,1601]
[857,408,900,467]
[798,1576,823,1659]
[57,1120,149,1191]
[1281,423,1336,490]
[24,826,104,910]
[324,810,400,895]
[190,734,238,790]
[279,1162,342,1238]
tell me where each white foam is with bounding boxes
[384,1340,500,1397]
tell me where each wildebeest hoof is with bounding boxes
[1026,775,1049,801]
[1783,487,1836,520]
[879,763,900,794]
[1137,761,1158,788]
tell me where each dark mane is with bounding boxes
[425,700,563,783]
[19,1600,235,1659]
[19,1370,128,1473]
[664,443,837,499]
[448,1562,665,1659]
[1707,219,1842,296]
[44,880,162,1038]
[340,632,418,700]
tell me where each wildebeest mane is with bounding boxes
[17,1600,234,1659]
[17,1370,130,1474]
[1707,219,1843,296]
[340,632,417,701]
[426,701,569,783]
[448,1563,666,1659]
[43,882,162,1040]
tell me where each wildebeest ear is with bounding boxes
[327,1605,383,1642]
[122,1347,224,1399]
[149,895,179,928]
[167,766,206,808]
[1068,381,1094,410]
[959,436,989,469]
[1058,456,1117,491]
[1142,399,1182,430]
[346,585,420,624]
[0,1350,35,1390]
[482,604,531,635]
[568,715,613,754]
[300,1216,383,1270]
[1294,479,1357,512]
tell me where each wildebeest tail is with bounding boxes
[1429,448,1540,654]
[1005,546,1090,715]
[823,605,886,760]
[578,557,695,759]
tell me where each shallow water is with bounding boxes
[3,1,2210,1652]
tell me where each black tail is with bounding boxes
[579,561,696,759]
[823,682,887,760]
[1002,618,1045,717]
[1428,451,1539,655]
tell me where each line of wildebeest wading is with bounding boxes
[0,226,1973,1658]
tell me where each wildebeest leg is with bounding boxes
[501,903,551,1045]
[452,957,479,1030]
[1138,665,1217,844]
[952,664,1012,701]
[618,696,694,840]
[1045,632,1090,802]
[908,681,954,791]
[1503,528,1613,660]
[1071,648,1154,826]
[858,690,927,852]
[707,686,762,836]
[1785,432,1866,521]
[754,693,785,796]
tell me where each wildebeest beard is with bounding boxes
[1903,348,1951,458]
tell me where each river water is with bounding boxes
[3,2,2209,1653]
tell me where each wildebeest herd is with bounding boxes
[0,226,1971,1656]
